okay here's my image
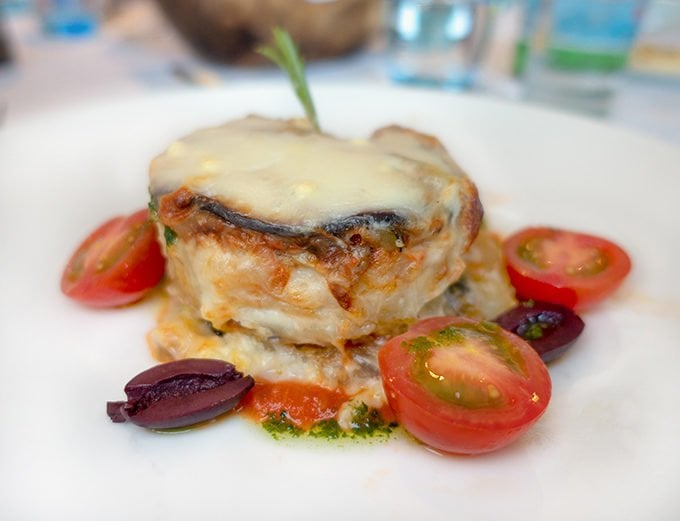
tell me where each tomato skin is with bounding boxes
[379,317,551,455]
[61,209,165,307]
[503,227,631,310]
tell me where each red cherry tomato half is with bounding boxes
[379,317,551,455]
[503,227,631,310]
[61,209,165,307]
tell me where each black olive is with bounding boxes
[107,359,254,429]
[495,301,585,363]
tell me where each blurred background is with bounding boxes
[0,0,679,143]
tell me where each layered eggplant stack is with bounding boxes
[147,116,496,407]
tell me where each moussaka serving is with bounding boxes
[146,115,500,424]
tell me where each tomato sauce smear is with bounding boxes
[240,381,348,430]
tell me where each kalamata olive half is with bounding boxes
[494,301,585,362]
[107,358,254,430]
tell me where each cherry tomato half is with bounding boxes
[503,227,631,310]
[379,317,551,455]
[61,209,165,307]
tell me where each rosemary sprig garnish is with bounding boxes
[257,27,320,132]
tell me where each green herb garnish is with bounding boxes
[148,197,159,221]
[164,226,177,246]
[520,322,545,340]
[259,403,395,441]
[257,27,320,132]
[349,403,395,438]
[403,335,434,353]
[308,419,345,440]
[262,411,303,440]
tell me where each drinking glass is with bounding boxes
[386,0,497,89]
[35,0,104,36]
[520,0,648,114]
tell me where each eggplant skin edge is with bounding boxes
[198,195,407,239]
[152,189,410,249]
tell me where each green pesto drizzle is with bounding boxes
[308,419,345,440]
[261,403,396,441]
[405,322,526,377]
[349,403,395,438]
[521,322,546,340]
[403,335,434,353]
[262,411,303,440]
[404,322,529,409]
[432,326,466,346]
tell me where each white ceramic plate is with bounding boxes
[1,85,679,521]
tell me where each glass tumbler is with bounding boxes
[521,0,648,114]
[386,0,497,89]
[35,0,104,36]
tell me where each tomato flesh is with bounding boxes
[61,209,165,307]
[503,227,631,310]
[379,317,551,455]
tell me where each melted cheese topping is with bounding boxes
[149,116,454,226]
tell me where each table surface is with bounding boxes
[1,0,679,145]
